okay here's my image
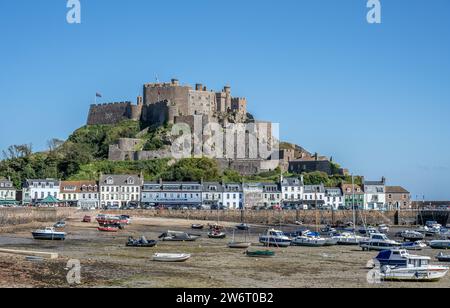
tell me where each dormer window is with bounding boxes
[106,177,114,185]
[127,177,135,185]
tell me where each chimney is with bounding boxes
[171,78,179,86]
[195,84,203,91]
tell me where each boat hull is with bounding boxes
[259,237,291,247]
[228,242,252,249]
[380,266,448,282]
[32,232,65,241]
[246,250,275,258]
[153,253,191,262]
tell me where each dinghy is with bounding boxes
[152,253,191,262]
[208,231,226,239]
[228,242,252,249]
[191,224,204,230]
[126,236,157,248]
[246,250,275,258]
[436,252,450,262]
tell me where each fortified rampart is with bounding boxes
[87,100,142,125]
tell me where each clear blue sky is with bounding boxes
[0,0,449,200]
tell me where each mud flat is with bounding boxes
[0,216,448,288]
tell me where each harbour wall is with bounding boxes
[103,209,422,226]
[0,208,75,231]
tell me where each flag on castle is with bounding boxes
[96,92,102,98]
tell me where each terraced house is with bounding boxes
[0,178,16,205]
[60,181,99,209]
[222,183,243,209]
[22,179,60,205]
[141,181,202,209]
[340,183,365,209]
[100,174,143,208]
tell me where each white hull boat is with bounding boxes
[360,233,401,251]
[152,253,191,262]
[430,240,450,250]
[401,230,425,241]
[333,232,367,246]
[228,242,252,249]
[292,235,327,247]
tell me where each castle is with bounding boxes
[87,79,280,175]
[87,79,247,127]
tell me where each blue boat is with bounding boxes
[259,229,292,247]
[375,249,411,267]
[32,227,66,241]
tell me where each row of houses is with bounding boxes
[0,175,411,211]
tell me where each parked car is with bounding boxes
[82,215,92,223]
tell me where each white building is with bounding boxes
[0,178,16,205]
[281,177,303,207]
[202,182,223,208]
[262,183,282,208]
[100,174,143,208]
[141,181,202,208]
[243,183,265,209]
[22,179,60,204]
[324,187,344,210]
[222,183,243,209]
[302,184,326,209]
[363,177,386,210]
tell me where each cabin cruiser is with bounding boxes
[401,230,425,241]
[291,232,327,247]
[374,250,448,282]
[320,226,337,236]
[360,233,401,251]
[259,229,292,247]
[32,227,66,241]
[332,232,367,246]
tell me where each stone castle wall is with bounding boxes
[87,102,141,125]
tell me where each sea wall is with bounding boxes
[103,209,420,226]
[0,208,76,229]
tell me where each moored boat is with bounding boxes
[332,232,367,246]
[98,225,119,232]
[208,230,226,239]
[259,229,291,247]
[401,241,427,251]
[126,236,157,247]
[375,250,449,282]
[429,240,450,250]
[291,232,327,247]
[191,224,204,230]
[246,250,275,258]
[236,223,250,231]
[159,231,201,242]
[228,242,252,249]
[401,230,425,241]
[152,253,191,262]
[32,227,66,241]
[360,233,401,251]
[436,252,450,262]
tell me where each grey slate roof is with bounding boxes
[304,184,325,193]
[100,175,142,186]
[24,179,60,188]
[281,177,303,187]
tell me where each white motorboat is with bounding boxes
[360,233,401,251]
[292,232,327,247]
[375,250,448,282]
[32,227,66,241]
[332,232,367,246]
[259,229,292,247]
[152,253,191,262]
[401,241,427,251]
[401,230,425,241]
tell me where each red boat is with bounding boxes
[96,215,129,225]
[98,225,119,232]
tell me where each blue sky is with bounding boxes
[0,0,449,199]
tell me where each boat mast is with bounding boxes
[352,174,356,230]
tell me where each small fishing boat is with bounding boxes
[191,224,204,230]
[126,236,157,248]
[401,241,427,251]
[291,232,327,247]
[436,252,450,262]
[320,226,337,236]
[159,231,201,242]
[259,229,292,247]
[208,230,227,239]
[332,232,367,246]
[360,233,401,251]
[152,253,191,262]
[401,230,425,242]
[236,223,250,231]
[429,240,450,250]
[96,215,129,226]
[98,225,119,232]
[32,227,66,241]
[246,250,275,258]
[375,250,449,282]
